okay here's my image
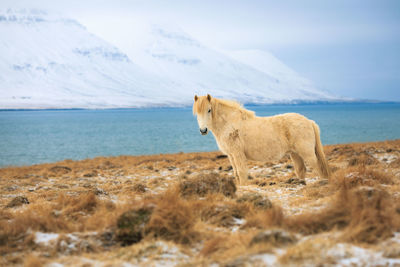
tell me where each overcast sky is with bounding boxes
[3,0,400,101]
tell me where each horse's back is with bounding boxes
[256,112,315,149]
[266,112,310,123]
[238,113,309,161]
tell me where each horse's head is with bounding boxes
[193,94,213,135]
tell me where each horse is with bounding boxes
[193,94,331,185]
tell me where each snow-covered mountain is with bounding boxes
[223,49,322,98]
[127,24,334,104]
[0,9,182,109]
[0,9,336,109]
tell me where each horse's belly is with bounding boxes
[244,139,285,162]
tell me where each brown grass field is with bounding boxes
[1,140,400,266]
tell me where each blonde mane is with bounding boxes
[215,98,255,119]
[193,96,255,119]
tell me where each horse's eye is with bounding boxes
[208,109,211,113]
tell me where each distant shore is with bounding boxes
[1,100,399,111]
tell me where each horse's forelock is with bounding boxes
[193,96,210,115]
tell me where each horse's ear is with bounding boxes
[207,94,212,102]
[194,95,198,101]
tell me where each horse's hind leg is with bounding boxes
[298,148,322,179]
[290,152,306,179]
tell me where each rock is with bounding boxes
[348,153,378,166]
[318,179,329,186]
[133,183,147,193]
[92,188,108,195]
[201,204,244,227]
[223,257,249,267]
[216,154,228,159]
[49,165,72,174]
[100,231,116,248]
[225,166,233,172]
[236,193,272,210]
[6,196,29,208]
[286,164,293,169]
[249,229,297,247]
[3,185,18,192]
[116,206,153,246]
[56,184,69,189]
[286,178,306,185]
[83,170,98,177]
[82,183,93,188]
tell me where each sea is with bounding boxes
[1,103,399,167]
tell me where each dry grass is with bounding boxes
[278,235,337,265]
[0,139,400,266]
[144,188,199,244]
[23,254,43,267]
[179,172,237,198]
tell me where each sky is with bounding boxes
[3,0,400,101]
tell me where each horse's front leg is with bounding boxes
[227,154,239,184]
[231,150,248,185]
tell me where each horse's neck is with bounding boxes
[211,107,242,137]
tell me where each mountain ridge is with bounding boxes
[0,9,339,109]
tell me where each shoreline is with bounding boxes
[1,139,399,170]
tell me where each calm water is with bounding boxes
[0,103,399,167]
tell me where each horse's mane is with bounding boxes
[215,98,255,119]
[193,96,255,119]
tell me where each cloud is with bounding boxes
[3,0,400,49]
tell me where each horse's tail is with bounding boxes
[312,121,331,179]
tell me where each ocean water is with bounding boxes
[0,103,399,167]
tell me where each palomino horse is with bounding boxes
[193,94,330,185]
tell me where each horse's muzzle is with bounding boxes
[200,128,208,135]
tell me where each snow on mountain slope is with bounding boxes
[223,49,322,96]
[125,24,335,104]
[0,9,335,109]
[0,9,181,109]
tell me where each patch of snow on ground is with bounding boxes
[35,232,59,245]
[137,241,189,266]
[327,243,400,267]
[232,218,246,232]
[252,253,278,266]
[373,153,398,164]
